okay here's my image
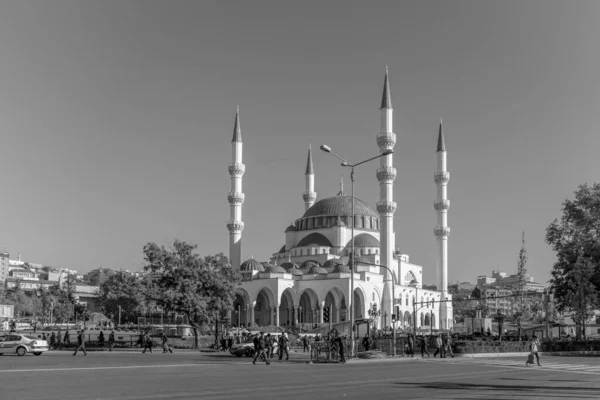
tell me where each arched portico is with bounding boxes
[254,287,276,326]
[279,288,295,327]
[354,287,366,320]
[298,288,319,325]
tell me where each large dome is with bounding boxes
[302,196,378,218]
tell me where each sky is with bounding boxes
[0,0,599,285]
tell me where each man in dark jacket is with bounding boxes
[73,330,87,356]
[252,332,270,365]
[407,334,414,358]
[108,331,115,351]
[333,332,346,364]
[302,335,309,353]
[362,334,371,351]
[161,332,172,353]
[419,335,430,357]
[278,333,289,361]
[265,334,273,360]
[142,332,153,354]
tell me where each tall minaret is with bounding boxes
[227,107,245,269]
[303,144,316,211]
[376,67,397,323]
[434,119,451,329]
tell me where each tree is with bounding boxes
[546,183,600,337]
[98,272,154,324]
[141,241,241,348]
[86,268,116,286]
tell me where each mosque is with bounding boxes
[226,69,453,334]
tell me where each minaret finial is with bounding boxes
[380,67,392,109]
[437,118,446,152]
[305,143,314,175]
[337,176,344,196]
[231,106,242,142]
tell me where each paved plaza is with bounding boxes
[1,351,599,399]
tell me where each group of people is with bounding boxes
[137,332,172,354]
[251,332,292,365]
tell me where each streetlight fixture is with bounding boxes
[320,144,393,358]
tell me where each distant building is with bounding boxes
[477,270,546,292]
[0,251,9,284]
[10,269,38,280]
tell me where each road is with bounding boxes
[1,351,599,399]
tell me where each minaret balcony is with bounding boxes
[228,162,246,177]
[227,192,245,205]
[376,132,396,150]
[302,191,317,203]
[227,220,245,233]
[376,201,397,216]
[434,226,451,238]
[434,199,450,211]
[434,171,450,185]
[376,166,397,183]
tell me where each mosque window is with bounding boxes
[405,296,409,306]
[313,248,317,255]
[372,293,375,301]
[368,249,372,255]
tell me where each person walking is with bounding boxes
[526,335,542,366]
[252,332,270,365]
[228,335,234,353]
[142,332,153,354]
[161,332,172,353]
[278,333,289,361]
[108,330,115,352]
[56,332,63,350]
[419,335,430,358]
[73,330,87,356]
[445,334,455,358]
[42,333,47,342]
[333,332,346,364]
[407,334,414,358]
[302,335,309,353]
[362,333,371,352]
[433,335,444,358]
[264,334,273,360]
[99,331,105,347]
[63,330,71,346]
[49,332,56,350]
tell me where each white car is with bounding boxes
[0,334,49,356]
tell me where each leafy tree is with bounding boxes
[98,272,154,324]
[85,268,116,286]
[141,241,241,348]
[546,183,600,337]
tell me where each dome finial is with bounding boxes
[305,143,314,175]
[437,118,446,152]
[337,176,345,196]
[231,106,242,142]
[380,67,392,109]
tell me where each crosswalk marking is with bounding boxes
[422,357,600,375]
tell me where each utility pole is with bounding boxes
[544,289,550,340]
[118,305,122,326]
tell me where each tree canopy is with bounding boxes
[546,183,600,337]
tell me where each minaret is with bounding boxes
[434,119,451,329]
[376,67,397,324]
[227,107,245,269]
[302,144,317,211]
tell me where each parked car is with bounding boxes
[0,333,49,356]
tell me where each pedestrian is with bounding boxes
[362,333,370,351]
[445,334,455,358]
[161,332,172,353]
[302,335,308,353]
[526,335,542,367]
[73,330,88,356]
[56,332,63,350]
[407,334,414,358]
[137,333,144,348]
[419,335,430,357]
[99,331,105,347]
[142,332,153,354]
[108,330,115,352]
[278,333,289,361]
[42,333,47,341]
[333,332,346,364]
[49,332,56,350]
[252,332,270,365]
[433,335,444,358]
[228,335,233,353]
[64,330,71,346]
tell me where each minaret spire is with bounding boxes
[303,143,317,211]
[376,67,397,329]
[227,107,245,269]
[434,119,451,329]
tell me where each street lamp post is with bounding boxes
[410,280,419,335]
[356,260,398,356]
[320,144,393,358]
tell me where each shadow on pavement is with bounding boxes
[394,382,598,398]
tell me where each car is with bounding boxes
[0,333,49,356]
[229,333,281,357]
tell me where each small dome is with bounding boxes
[289,267,304,276]
[280,262,299,271]
[240,259,265,272]
[297,233,332,247]
[347,233,380,248]
[285,224,296,232]
[300,260,322,270]
[308,266,328,275]
[265,265,287,273]
[322,258,343,269]
[333,264,352,273]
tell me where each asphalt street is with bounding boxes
[1,351,599,400]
